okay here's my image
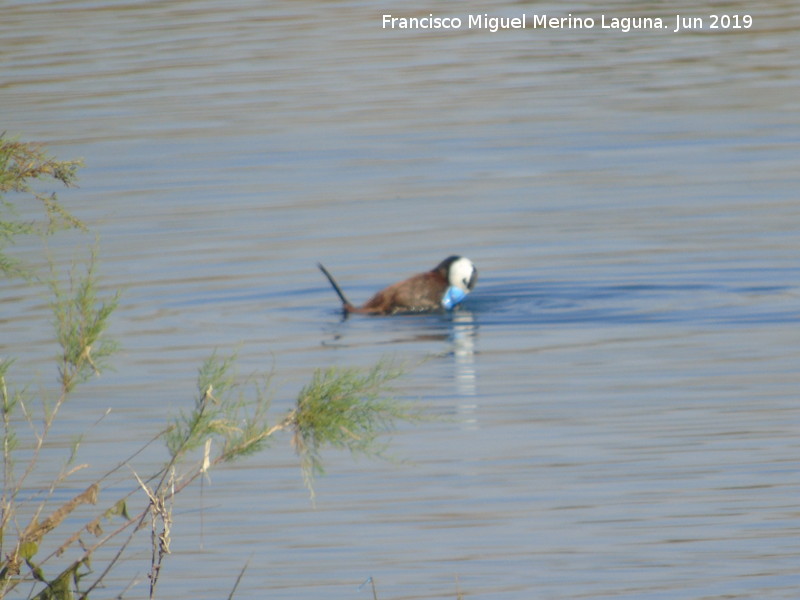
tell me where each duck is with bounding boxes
[318,256,477,315]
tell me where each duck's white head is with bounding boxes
[440,256,477,309]
[447,256,477,291]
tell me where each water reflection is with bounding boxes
[320,308,480,415]
[449,310,479,428]
[449,309,477,394]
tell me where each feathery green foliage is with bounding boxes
[50,254,119,393]
[0,135,81,194]
[1,138,428,599]
[165,351,274,462]
[165,354,419,491]
[291,361,423,494]
[0,134,84,280]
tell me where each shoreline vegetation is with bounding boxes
[0,136,427,599]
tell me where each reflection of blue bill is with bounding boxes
[441,285,468,310]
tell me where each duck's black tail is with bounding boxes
[318,263,354,311]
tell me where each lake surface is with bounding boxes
[2,0,799,598]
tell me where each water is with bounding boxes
[2,0,799,598]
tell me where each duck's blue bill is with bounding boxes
[441,285,468,310]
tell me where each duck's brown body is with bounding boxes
[356,269,450,314]
[318,256,477,316]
